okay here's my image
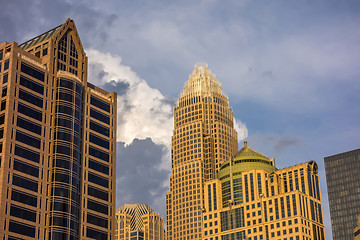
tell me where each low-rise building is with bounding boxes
[116,204,166,240]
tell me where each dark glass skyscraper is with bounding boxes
[324,148,360,240]
[0,19,117,240]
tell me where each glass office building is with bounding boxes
[0,19,117,240]
[324,148,360,240]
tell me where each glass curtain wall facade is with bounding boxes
[324,148,360,240]
[166,64,238,240]
[0,18,116,240]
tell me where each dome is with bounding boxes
[217,140,276,180]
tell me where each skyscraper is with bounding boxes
[166,64,238,240]
[324,148,360,240]
[203,140,325,240]
[115,204,166,240]
[355,215,360,240]
[0,19,116,240]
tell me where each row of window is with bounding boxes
[17,116,42,135]
[89,133,109,149]
[21,62,44,82]
[89,145,109,162]
[18,102,42,121]
[10,204,37,222]
[90,96,110,113]
[12,174,38,192]
[0,59,10,75]
[20,75,44,94]
[19,88,43,108]
[14,144,40,163]
[59,78,82,94]
[52,186,79,201]
[8,220,36,238]
[90,120,110,137]
[13,158,39,177]
[88,172,109,188]
[90,108,110,125]
[87,213,108,228]
[87,227,108,240]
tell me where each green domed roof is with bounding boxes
[232,141,271,162]
[217,141,276,180]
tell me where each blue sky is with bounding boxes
[2,1,360,238]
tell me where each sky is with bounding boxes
[1,0,360,238]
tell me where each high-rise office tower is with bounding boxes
[115,204,166,240]
[0,19,116,240]
[324,148,360,240]
[166,64,238,240]
[203,140,325,240]
[355,215,360,240]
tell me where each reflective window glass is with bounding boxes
[20,75,44,94]
[21,62,44,82]
[19,89,43,108]
[18,103,42,121]
[90,96,110,112]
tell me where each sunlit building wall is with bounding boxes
[115,204,166,240]
[166,64,238,240]
[0,19,116,240]
[355,215,360,240]
[203,141,326,240]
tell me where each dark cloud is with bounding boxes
[0,0,117,49]
[249,133,303,158]
[102,80,130,96]
[262,70,273,78]
[116,138,170,217]
[272,136,302,156]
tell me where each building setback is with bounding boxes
[0,18,116,240]
[166,64,238,240]
[115,204,166,240]
[324,148,360,240]
[203,140,325,240]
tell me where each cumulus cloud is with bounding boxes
[87,49,174,149]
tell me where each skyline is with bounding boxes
[2,1,360,239]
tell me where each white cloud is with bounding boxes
[87,49,174,151]
[86,49,248,170]
[234,118,248,143]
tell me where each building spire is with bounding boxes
[243,124,248,148]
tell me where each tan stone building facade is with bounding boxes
[115,204,166,240]
[203,141,325,240]
[0,19,116,240]
[166,64,238,240]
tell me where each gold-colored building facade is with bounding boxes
[166,64,238,240]
[203,141,325,240]
[0,19,116,240]
[355,215,360,240]
[115,204,166,240]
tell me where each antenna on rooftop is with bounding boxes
[243,124,248,148]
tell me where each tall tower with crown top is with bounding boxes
[166,64,238,240]
[0,19,116,240]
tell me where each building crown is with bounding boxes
[176,64,228,108]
